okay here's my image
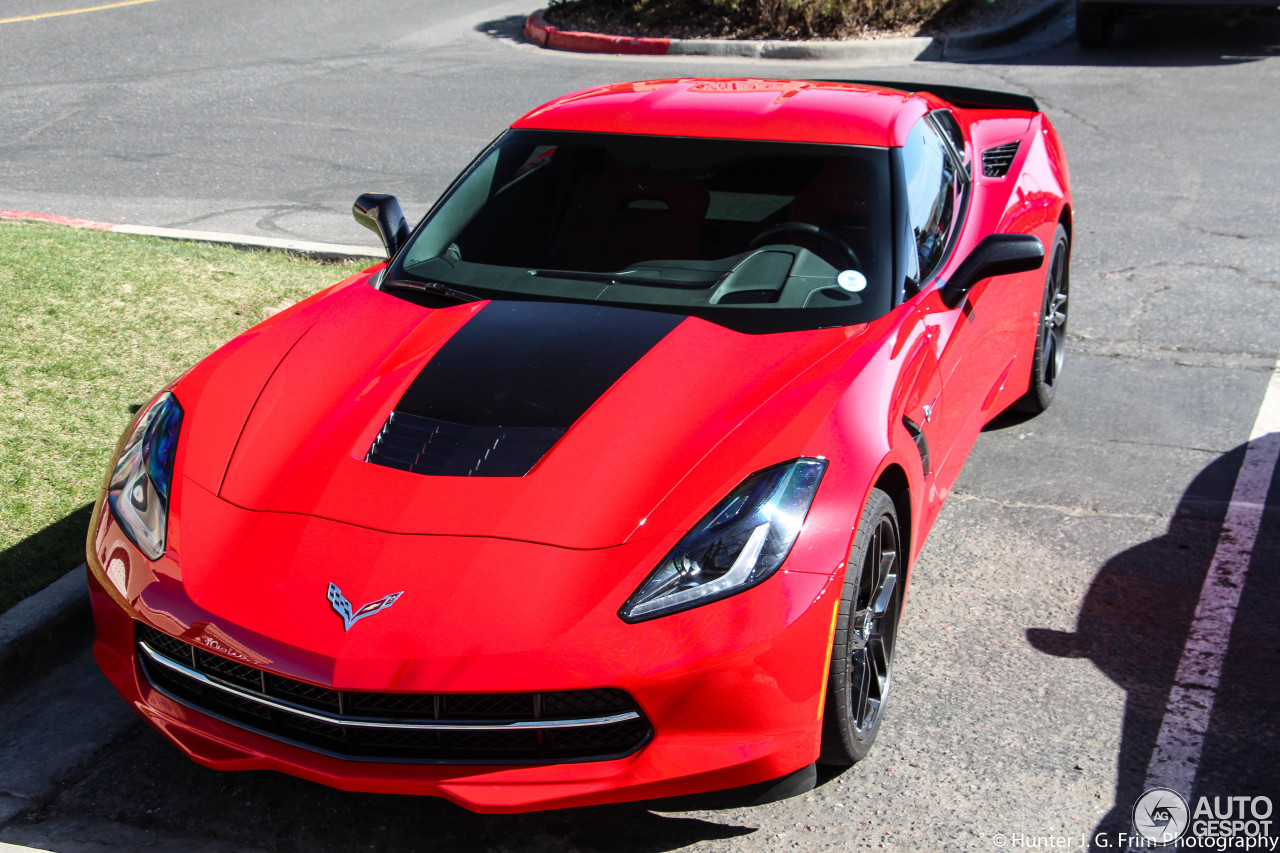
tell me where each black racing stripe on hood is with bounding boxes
[366,301,683,477]
[400,301,684,428]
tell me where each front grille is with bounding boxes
[982,141,1021,178]
[136,624,652,764]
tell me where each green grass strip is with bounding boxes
[0,220,368,614]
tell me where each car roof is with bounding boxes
[510,79,941,148]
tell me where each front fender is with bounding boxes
[172,271,374,491]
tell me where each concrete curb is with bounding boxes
[524,8,672,54]
[522,1,1067,60]
[0,567,90,699]
[0,210,384,262]
[665,34,933,61]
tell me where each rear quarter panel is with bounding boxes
[962,109,1073,416]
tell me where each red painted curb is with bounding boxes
[524,9,672,55]
[0,209,114,230]
[522,9,550,46]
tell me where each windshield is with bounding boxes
[390,130,893,333]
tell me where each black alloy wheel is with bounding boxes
[820,488,904,765]
[1015,223,1070,414]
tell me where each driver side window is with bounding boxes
[902,119,961,286]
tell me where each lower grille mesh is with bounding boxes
[136,624,651,764]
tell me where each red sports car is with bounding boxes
[88,78,1072,813]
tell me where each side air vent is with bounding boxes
[902,416,931,475]
[366,411,565,477]
[982,142,1021,178]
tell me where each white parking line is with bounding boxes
[1143,360,1280,798]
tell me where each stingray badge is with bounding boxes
[327,582,403,632]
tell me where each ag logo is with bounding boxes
[1132,787,1190,845]
[327,582,403,632]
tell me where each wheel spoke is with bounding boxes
[852,648,873,727]
[1050,292,1068,327]
[869,524,882,578]
[878,533,896,578]
[862,696,881,731]
[868,635,888,701]
[870,569,897,617]
[858,641,883,731]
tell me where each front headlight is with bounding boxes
[619,458,827,622]
[107,392,183,561]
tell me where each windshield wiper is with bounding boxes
[528,269,621,285]
[527,266,720,289]
[380,277,482,304]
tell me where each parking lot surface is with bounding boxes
[1,2,1278,850]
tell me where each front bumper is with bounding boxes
[88,497,844,813]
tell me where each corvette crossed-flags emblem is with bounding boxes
[327,582,403,632]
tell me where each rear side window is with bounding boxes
[902,119,962,284]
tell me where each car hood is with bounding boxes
[201,279,849,549]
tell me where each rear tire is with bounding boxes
[1013,224,1070,414]
[819,488,903,766]
[1076,1,1114,48]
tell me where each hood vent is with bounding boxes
[366,411,565,477]
[364,300,683,478]
[982,142,1020,178]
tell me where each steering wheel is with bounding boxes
[748,222,862,271]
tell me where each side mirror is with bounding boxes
[942,234,1044,307]
[353,193,411,259]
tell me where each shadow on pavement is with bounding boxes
[475,15,530,45]
[940,8,1280,66]
[44,728,759,853]
[1026,436,1280,850]
[0,502,93,615]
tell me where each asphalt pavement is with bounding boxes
[1,1,1279,851]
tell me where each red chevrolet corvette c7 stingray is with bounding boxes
[87,78,1072,812]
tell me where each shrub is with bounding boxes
[546,0,951,37]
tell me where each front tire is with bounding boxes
[820,488,904,766]
[1014,224,1070,414]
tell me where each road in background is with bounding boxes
[1,2,1278,850]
